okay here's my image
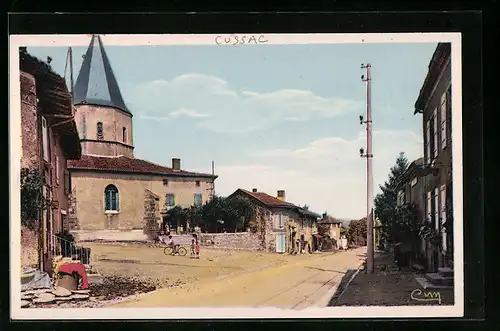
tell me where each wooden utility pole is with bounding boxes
[360,63,375,273]
[69,47,74,99]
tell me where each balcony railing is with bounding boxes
[50,233,91,265]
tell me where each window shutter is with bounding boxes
[42,117,49,162]
[425,122,431,164]
[433,109,439,159]
[426,191,432,222]
[440,185,447,251]
[441,93,447,149]
[434,188,440,230]
[64,170,70,195]
[55,156,60,184]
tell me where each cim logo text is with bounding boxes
[410,289,442,305]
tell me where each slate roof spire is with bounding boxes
[73,35,129,113]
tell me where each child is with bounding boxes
[190,239,196,258]
[195,240,200,259]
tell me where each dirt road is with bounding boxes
[110,247,366,309]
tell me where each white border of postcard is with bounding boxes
[10,32,464,319]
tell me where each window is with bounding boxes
[166,194,175,207]
[425,121,431,165]
[55,156,60,185]
[97,122,103,140]
[122,127,127,143]
[194,193,203,206]
[42,117,49,161]
[63,170,70,195]
[397,190,405,206]
[440,185,447,251]
[433,108,439,159]
[411,177,418,187]
[162,179,169,186]
[104,184,119,211]
[426,191,432,222]
[278,213,284,228]
[440,92,447,149]
[434,188,440,230]
[195,181,200,187]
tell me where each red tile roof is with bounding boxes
[238,189,297,208]
[68,155,216,178]
[231,189,320,218]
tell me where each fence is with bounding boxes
[50,233,91,264]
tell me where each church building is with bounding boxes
[67,35,217,241]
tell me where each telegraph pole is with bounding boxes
[359,63,374,274]
[69,47,74,100]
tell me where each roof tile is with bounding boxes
[68,155,215,178]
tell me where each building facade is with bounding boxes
[395,158,430,268]
[414,42,453,271]
[317,215,342,248]
[229,189,319,253]
[20,50,82,270]
[67,35,216,241]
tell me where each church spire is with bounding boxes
[73,35,129,113]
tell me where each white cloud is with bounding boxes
[138,108,209,121]
[170,108,209,119]
[127,73,362,133]
[199,129,423,220]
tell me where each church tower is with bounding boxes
[73,35,134,158]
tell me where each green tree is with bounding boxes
[21,168,47,230]
[374,152,409,244]
[347,218,367,246]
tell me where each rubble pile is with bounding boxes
[21,276,162,308]
[89,276,158,301]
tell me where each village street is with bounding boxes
[100,245,366,308]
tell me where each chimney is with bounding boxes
[172,158,181,171]
[252,188,258,193]
[277,190,286,201]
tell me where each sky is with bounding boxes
[26,40,437,220]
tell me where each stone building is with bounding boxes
[228,188,320,253]
[414,42,453,272]
[317,215,342,248]
[395,158,429,266]
[67,35,217,241]
[19,49,82,270]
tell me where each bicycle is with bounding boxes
[163,245,188,256]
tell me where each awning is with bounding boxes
[314,234,323,239]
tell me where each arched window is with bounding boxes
[97,122,103,140]
[122,127,127,143]
[104,184,119,211]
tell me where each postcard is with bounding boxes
[10,32,463,319]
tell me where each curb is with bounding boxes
[320,259,364,307]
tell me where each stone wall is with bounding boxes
[20,71,39,170]
[21,226,39,268]
[73,230,148,242]
[68,188,79,231]
[143,189,160,240]
[199,232,263,251]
